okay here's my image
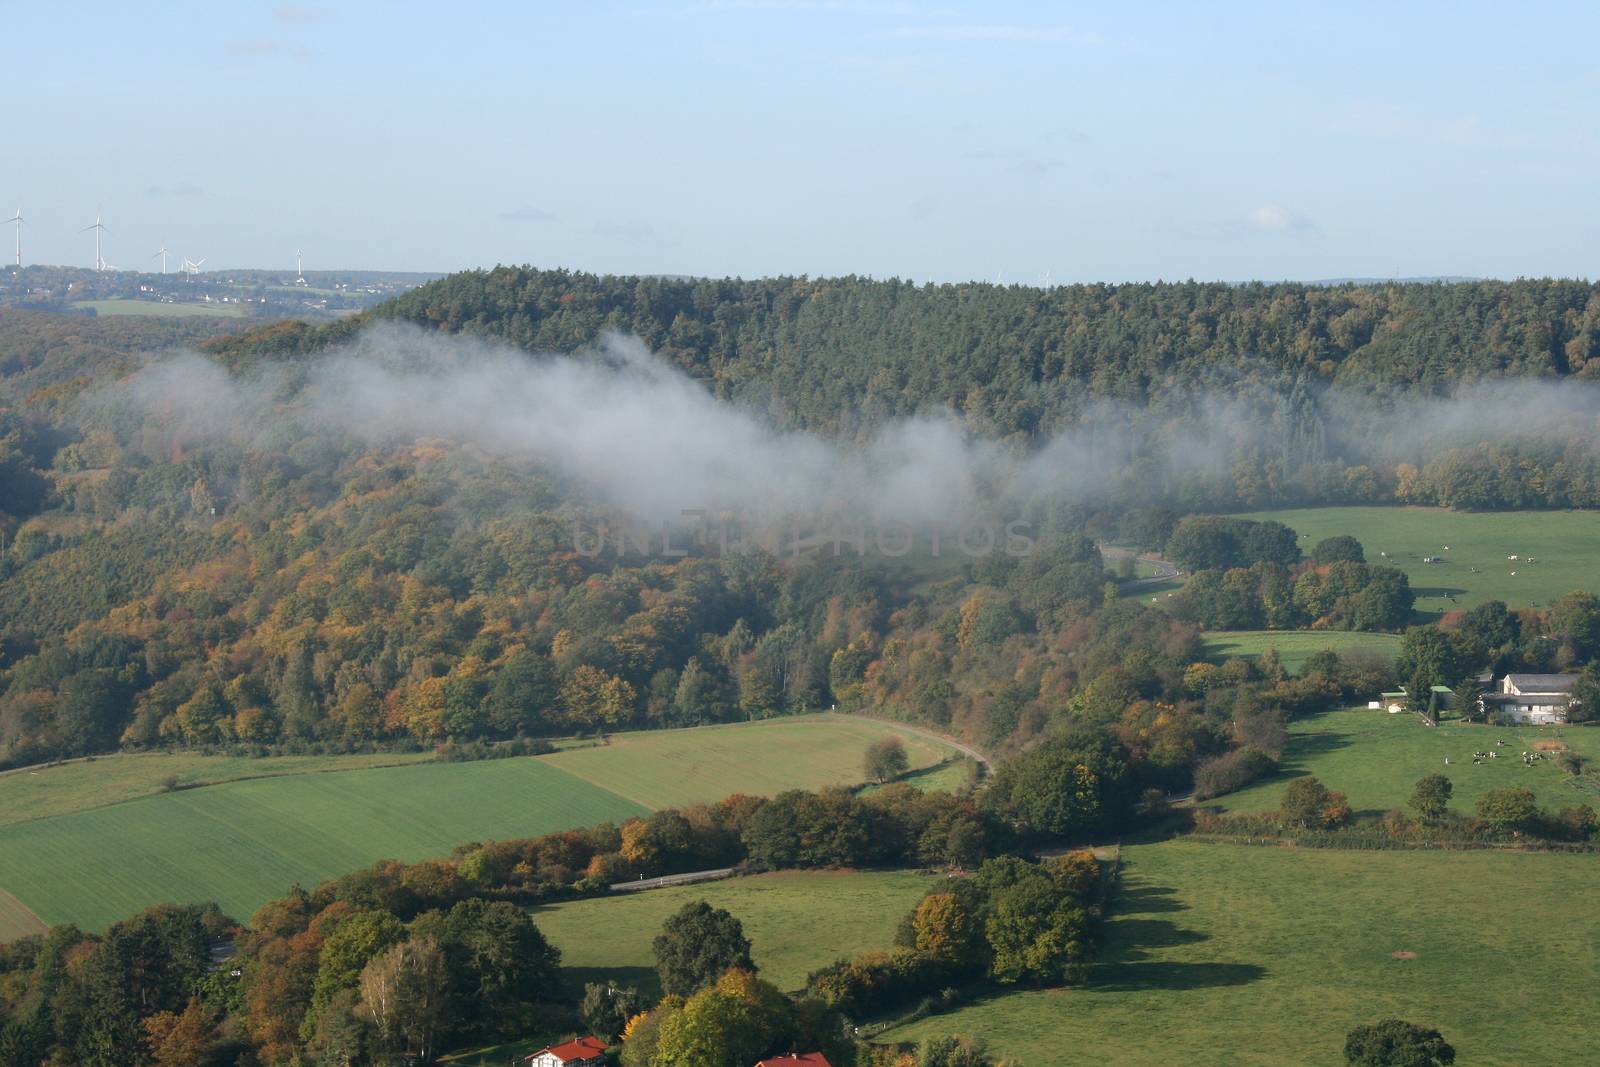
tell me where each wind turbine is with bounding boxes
[181,256,205,276]
[153,243,171,275]
[295,248,304,280]
[2,208,21,267]
[80,211,109,271]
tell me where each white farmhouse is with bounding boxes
[1483,673,1581,724]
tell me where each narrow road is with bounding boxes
[610,867,735,893]
[827,712,990,773]
[1100,545,1181,588]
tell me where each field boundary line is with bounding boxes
[0,886,48,941]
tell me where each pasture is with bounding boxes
[539,715,962,809]
[887,840,1600,1066]
[77,298,246,318]
[1202,630,1401,674]
[0,715,960,936]
[0,759,644,933]
[1231,506,1600,619]
[0,750,433,827]
[1211,706,1600,817]
[532,868,938,996]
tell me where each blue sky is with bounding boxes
[6,1,1597,281]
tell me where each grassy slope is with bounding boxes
[0,716,959,935]
[1231,506,1600,619]
[0,751,433,827]
[861,757,975,796]
[1201,630,1402,673]
[539,715,959,809]
[77,299,245,318]
[0,759,644,932]
[532,869,939,996]
[1212,706,1600,816]
[889,840,1600,1066]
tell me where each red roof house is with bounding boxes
[755,1055,834,1067]
[525,1035,608,1067]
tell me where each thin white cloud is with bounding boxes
[1330,102,1533,151]
[1164,205,1318,242]
[881,23,1103,44]
[587,220,667,245]
[273,3,325,24]
[145,183,204,200]
[499,206,556,224]
[225,38,311,60]
[688,1,954,15]
[1246,204,1314,235]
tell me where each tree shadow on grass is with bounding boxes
[1108,918,1210,953]
[1115,884,1189,914]
[1088,960,1267,992]
[893,760,967,787]
[1272,729,1355,776]
[1089,880,1266,992]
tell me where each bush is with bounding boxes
[1280,776,1350,829]
[1135,787,1170,818]
[1475,787,1538,833]
[1344,1019,1455,1066]
[1312,535,1365,565]
[865,737,910,783]
[1193,746,1277,800]
[1545,805,1599,842]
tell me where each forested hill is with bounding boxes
[212,269,1600,440]
[2,276,1600,774]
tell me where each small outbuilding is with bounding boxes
[1372,689,1409,713]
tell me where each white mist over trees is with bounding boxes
[102,323,1600,526]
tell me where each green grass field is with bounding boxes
[861,757,976,796]
[0,759,644,933]
[1122,578,1185,602]
[533,869,938,996]
[77,298,246,318]
[1202,630,1402,673]
[1231,506,1600,619]
[0,751,433,827]
[0,716,958,938]
[1211,706,1600,817]
[888,840,1600,1066]
[540,715,961,809]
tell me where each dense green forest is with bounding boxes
[206,270,1600,511]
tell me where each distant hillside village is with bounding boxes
[0,264,440,320]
